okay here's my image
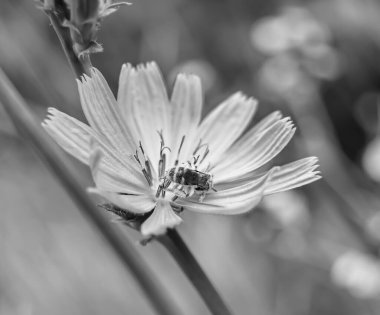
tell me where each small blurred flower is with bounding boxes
[362,104,380,183]
[251,6,331,56]
[263,191,309,229]
[251,5,340,104]
[43,62,320,236]
[362,137,380,182]
[366,212,380,242]
[331,250,380,298]
[169,59,217,94]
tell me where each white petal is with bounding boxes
[117,64,141,142]
[42,108,94,164]
[211,111,284,177]
[117,62,171,171]
[264,157,321,194]
[167,74,203,166]
[78,68,138,161]
[249,111,283,135]
[89,148,149,194]
[88,188,155,214]
[177,195,263,215]
[141,199,182,236]
[196,92,257,166]
[213,117,295,183]
[175,168,275,214]
[43,108,144,185]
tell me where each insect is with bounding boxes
[170,166,213,199]
[158,165,214,202]
[152,133,216,202]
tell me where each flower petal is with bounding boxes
[141,199,182,236]
[42,108,94,164]
[178,196,263,215]
[43,108,145,187]
[213,117,295,183]
[175,168,276,214]
[117,62,171,171]
[264,157,321,194]
[117,64,141,143]
[89,148,149,194]
[196,92,257,166]
[248,111,283,135]
[167,74,203,166]
[78,68,137,160]
[88,188,155,214]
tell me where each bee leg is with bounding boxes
[186,186,196,198]
[172,184,187,198]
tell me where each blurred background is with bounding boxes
[2,0,380,314]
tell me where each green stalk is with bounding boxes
[157,229,234,315]
[0,68,180,315]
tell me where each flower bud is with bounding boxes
[44,0,130,57]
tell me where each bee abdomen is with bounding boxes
[168,167,198,186]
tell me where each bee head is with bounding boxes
[197,173,213,190]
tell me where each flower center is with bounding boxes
[134,132,215,202]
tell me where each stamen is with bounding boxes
[139,141,145,155]
[145,159,153,180]
[155,185,163,198]
[174,135,186,167]
[199,146,210,164]
[138,141,153,180]
[157,130,170,178]
[160,146,171,156]
[159,153,167,178]
[134,144,153,186]
[193,139,202,155]
[155,178,171,198]
[133,150,141,165]
[178,136,185,155]
[193,139,209,155]
[157,129,165,146]
[142,169,153,186]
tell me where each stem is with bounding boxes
[0,68,180,315]
[47,11,91,78]
[157,229,233,315]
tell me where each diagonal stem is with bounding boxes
[0,68,180,315]
[157,229,234,315]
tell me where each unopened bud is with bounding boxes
[48,0,130,57]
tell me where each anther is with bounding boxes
[156,185,163,198]
[135,144,153,186]
[145,159,153,180]
[157,130,170,178]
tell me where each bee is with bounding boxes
[154,134,216,202]
[157,165,215,202]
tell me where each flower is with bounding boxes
[332,250,380,298]
[42,62,321,236]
